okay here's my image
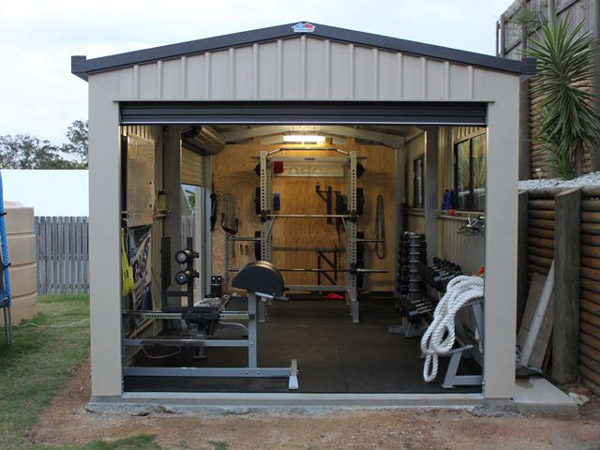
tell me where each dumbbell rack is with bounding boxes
[391,232,429,337]
[256,148,362,323]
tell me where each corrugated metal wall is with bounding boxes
[121,126,161,142]
[96,35,511,102]
[438,127,486,273]
[437,126,484,198]
[181,148,205,186]
[439,216,485,274]
[403,126,486,273]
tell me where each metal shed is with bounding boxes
[73,22,535,406]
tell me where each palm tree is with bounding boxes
[528,18,600,178]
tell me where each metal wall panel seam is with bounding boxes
[468,66,474,100]
[204,52,211,99]
[229,48,235,99]
[373,48,379,99]
[180,56,187,99]
[397,53,404,100]
[156,61,163,99]
[252,44,259,99]
[444,61,450,100]
[325,40,331,99]
[421,57,427,99]
[348,44,355,99]
[300,35,307,99]
[133,65,140,99]
[277,40,283,99]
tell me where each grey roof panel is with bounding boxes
[72,21,535,81]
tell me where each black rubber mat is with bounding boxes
[124,296,482,394]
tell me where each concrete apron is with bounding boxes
[87,377,577,417]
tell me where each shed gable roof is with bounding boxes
[71,21,535,81]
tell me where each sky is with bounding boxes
[0,0,515,145]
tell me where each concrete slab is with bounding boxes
[87,380,578,417]
[87,392,486,416]
[514,376,578,417]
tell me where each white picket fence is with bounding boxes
[35,216,89,295]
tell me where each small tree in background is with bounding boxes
[528,18,600,178]
[0,135,66,169]
[60,120,88,168]
[0,120,88,169]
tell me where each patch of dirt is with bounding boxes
[29,362,600,450]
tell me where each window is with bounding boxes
[454,133,486,211]
[413,156,424,208]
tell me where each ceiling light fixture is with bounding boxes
[283,135,327,143]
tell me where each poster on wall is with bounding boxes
[128,226,152,310]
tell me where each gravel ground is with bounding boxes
[519,171,600,191]
[27,361,600,450]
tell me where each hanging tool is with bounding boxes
[316,184,335,224]
[221,194,239,288]
[210,193,218,231]
[375,194,386,259]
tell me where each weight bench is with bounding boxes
[124,259,299,390]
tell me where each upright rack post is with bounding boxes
[347,150,359,322]
[259,150,273,261]
[255,148,365,323]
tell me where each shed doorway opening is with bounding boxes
[120,121,486,395]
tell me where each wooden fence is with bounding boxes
[527,194,555,280]
[520,187,600,394]
[35,217,89,295]
[580,190,600,390]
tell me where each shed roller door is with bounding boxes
[121,101,487,126]
[181,148,204,186]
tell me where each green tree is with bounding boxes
[0,120,89,169]
[60,120,88,168]
[528,18,600,178]
[0,135,70,169]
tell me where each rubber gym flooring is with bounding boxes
[124,296,481,394]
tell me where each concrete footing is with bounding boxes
[514,376,578,417]
[87,379,578,417]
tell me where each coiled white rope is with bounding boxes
[420,275,484,382]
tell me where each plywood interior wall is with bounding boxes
[211,139,397,291]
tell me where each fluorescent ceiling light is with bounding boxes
[283,134,326,143]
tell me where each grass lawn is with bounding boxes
[0,295,161,450]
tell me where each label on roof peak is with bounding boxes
[292,22,316,33]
